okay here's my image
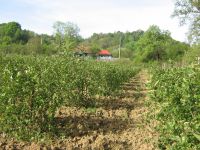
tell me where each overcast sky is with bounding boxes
[1,0,189,42]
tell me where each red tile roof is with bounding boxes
[98,50,111,55]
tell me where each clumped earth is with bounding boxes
[0,71,158,150]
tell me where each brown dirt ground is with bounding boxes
[0,70,158,150]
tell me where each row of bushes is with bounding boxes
[0,55,139,140]
[150,66,200,149]
[0,44,58,55]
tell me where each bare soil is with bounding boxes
[0,70,158,150]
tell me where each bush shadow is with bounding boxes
[52,115,131,138]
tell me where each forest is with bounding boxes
[0,21,192,62]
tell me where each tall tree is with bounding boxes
[135,25,171,62]
[53,21,81,51]
[172,0,200,43]
[134,25,189,62]
[0,22,33,44]
[0,22,21,44]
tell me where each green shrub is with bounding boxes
[0,55,139,140]
[150,66,200,149]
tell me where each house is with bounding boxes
[74,44,96,59]
[97,50,113,61]
[74,49,113,61]
[74,51,96,59]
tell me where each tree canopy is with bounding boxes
[82,30,144,58]
[0,22,31,44]
[134,25,189,62]
[172,0,200,43]
[53,21,82,51]
[0,21,190,61]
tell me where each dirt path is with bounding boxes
[0,70,158,150]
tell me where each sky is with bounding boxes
[0,0,189,42]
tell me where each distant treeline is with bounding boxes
[83,26,190,62]
[0,22,58,55]
[0,21,195,62]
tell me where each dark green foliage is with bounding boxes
[82,30,144,58]
[0,55,139,141]
[0,22,59,55]
[0,21,191,62]
[134,25,190,62]
[182,44,200,63]
[150,66,200,149]
[0,22,31,44]
[165,40,190,60]
[0,56,70,140]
